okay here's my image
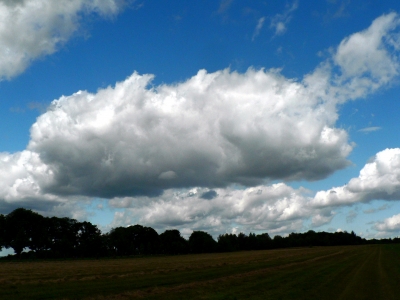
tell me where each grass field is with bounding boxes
[0,244,399,299]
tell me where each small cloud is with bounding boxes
[11,102,49,114]
[318,0,351,23]
[358,126,381,133]
[270,0,298,36]
[373,213,400,232]
[275,22,286,35]
[350,108,359,116]
[332,0,350,19]
[363,204,390,214]
[252,17,265,41]
[9,106,25,113]
[242,7,256,16]
[173,15,182,22]
[312,211,334,227]
[346,210,357,223]
[28,102,48,113]
[218,0,233,14]
[158,171,177,180]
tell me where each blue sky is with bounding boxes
[2,0,400,241]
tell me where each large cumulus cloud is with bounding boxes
[26,67,353,198]
[0,0,126,79]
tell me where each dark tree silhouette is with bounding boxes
[273,235,286,248]
[137,225,160,254]
[0,214,5,252]
[256,233,272,249]
[107,227,133,256]
[47,217,79,257]
[189,231,217,253]
[247,233,259,250]
[159,229,188,255]
[237,232,249,250]
[218,233,239,252]
[3,208,46,256]
[75,221,103,257]
[106,225,160,256]
[0,207,387,260]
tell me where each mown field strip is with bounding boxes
[0,245,399,299]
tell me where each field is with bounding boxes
[0,244,399,299]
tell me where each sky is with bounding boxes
[2,0,400,242]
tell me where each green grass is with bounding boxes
[0,245,399,299]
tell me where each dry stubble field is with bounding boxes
[0,244,399,300]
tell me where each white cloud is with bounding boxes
[269,1,298,36]
[313,148,400,207]
[312,211,335,227]
[0,0,126,80]
[0,150,92,218]
[252,17,265,41]
[0,151,55,203]
[24,67,354,199]
[333,12,400,100]
[373,213,400,232]
[358,126,381,133]
[108,184,332,236]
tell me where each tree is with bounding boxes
[247,233,259,250]
[75,221,103,257]
[159,230,188,255]
[107,227,133,256]
[218,233,238,252]
[237,232,249,250]
[189,231,217,253]
[304,230,318,247]
[107,225,160,256]
[257,233,272,249]
[0,214,5,251]
[4,208,46,256]
[273,235,286,248]
[135,225,160,254]
[47,217,79,257]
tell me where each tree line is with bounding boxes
[0,208,398,259]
